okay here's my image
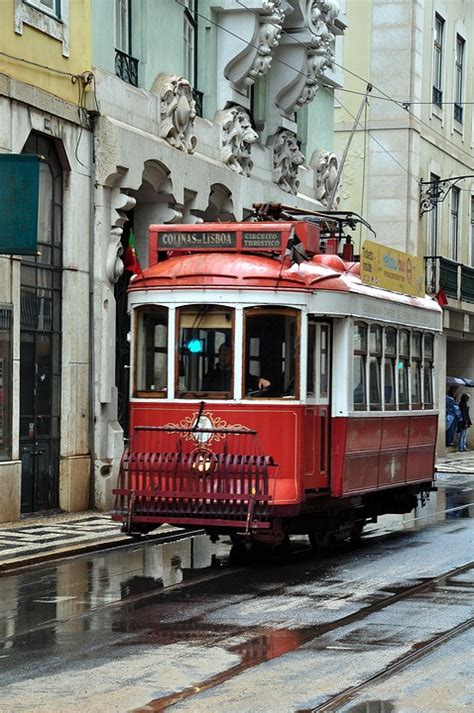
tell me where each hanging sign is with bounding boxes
[0,154,39,255]
[361,239,425,298]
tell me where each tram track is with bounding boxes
[304,614,474,712]
[133,560,474,712]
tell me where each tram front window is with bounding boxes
[244,308,298,398]
[135,306,168,395]
[177,305,234,397]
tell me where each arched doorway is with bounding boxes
[20,133,63,514]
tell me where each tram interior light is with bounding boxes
[187,338,203,353]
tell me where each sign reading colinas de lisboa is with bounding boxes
[0,155,39,255]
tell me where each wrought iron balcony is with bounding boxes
[193,88,203,117]
[425,256,474,303]
[115,48,139,87]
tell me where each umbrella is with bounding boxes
[446,376,474,388]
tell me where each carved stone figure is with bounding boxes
[156,74,197,154]
[216,106,258,177]
[312,149,339,207]
[274,0,340,117]
[222,0,286,93]
[271,130,305,194]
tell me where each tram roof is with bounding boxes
[128,250,441,316]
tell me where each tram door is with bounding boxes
[304,320,331,489]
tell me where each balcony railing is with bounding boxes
[425,256,474,303]
[115,48,139,87]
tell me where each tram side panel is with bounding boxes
[330,414,437,498]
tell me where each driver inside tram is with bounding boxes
[203,343,271,393]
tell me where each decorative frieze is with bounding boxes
[312,149,339,207]
[216,106,258,177]
[155,74,197,154]
[271,129,305,194]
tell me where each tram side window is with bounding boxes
[320,325,329,398]
[244,308,299,398]
[135,307,168,395]
[177,305,234,397]
[384,328,396,409]
[398,329,410,408]
[353,322,367,410]
[307,320,316,397]
[369,325,382,410]
[423,333,434,407]
[411,332,422,406]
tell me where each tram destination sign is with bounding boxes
[156,229,286,251]
[158,231,237,249]
[361,239,425,298]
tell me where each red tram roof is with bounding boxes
[128,250,440,313]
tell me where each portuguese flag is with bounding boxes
[123,230,142,275]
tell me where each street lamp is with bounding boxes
[419,175,474,218]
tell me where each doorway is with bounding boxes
[20,134,62,514]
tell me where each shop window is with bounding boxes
[353,322,367,410]
[244,308,299,398]
[177,305,234,397]
[135,307,168,395]
[0,308,12,460]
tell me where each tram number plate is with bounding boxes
[242,232,282,249]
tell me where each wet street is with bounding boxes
[1,474,473,713]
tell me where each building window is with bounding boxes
[470,196,474,267]
[183,0,197,85]
[15,0,70,56]
[454,35,464,123]
[0,308,13,460]
[427,173,439,256]
[27,0,61,17]
[450,186,460,261]
[115,0,130,54]
[432,13,444,106]
[115,0,138,86]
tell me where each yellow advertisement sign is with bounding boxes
[361,240,425,298]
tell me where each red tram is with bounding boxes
[112,206,442,548]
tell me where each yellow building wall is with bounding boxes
[0,0,91,106]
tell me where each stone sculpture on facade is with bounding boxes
[271,129,305,194]
[155,74,197,154]
[274,0,340,117]
[107,191,137,284]
[220,0,286,96]
[312,149,339,207]
[216,106,258,177]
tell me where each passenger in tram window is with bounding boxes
[458,393,472,452]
